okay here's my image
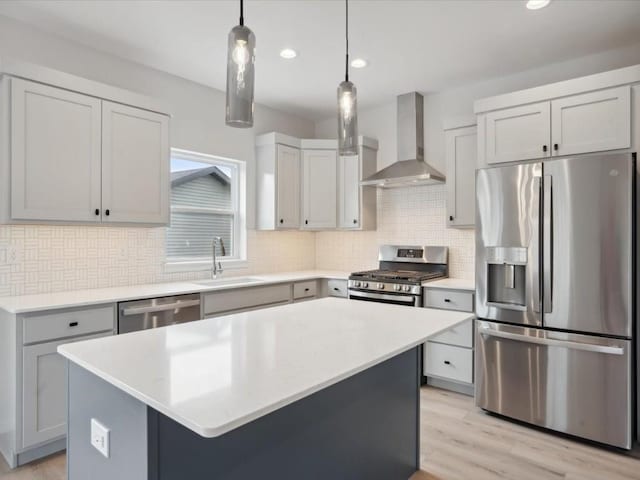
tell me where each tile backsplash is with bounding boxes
[0,227,316,297]
[0,185,474,297]
[315,185,475,279]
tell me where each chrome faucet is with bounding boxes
[211,237,226,279]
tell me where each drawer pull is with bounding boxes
[333,287,340,291]
[304,288,310,292]
[444,298,451,303]
[69,321,79,327]
[444,360,451,365]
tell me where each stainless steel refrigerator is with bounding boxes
[475,152,635,449]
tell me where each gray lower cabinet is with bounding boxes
[22,332,111,448]
[423,287,475,395]
[0,304,116,468]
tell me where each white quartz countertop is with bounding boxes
[0,270,349,314]
[423,278,475,291]
[58,298,472,438]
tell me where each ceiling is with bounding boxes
[1,0,639,120]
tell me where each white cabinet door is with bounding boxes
[101,101,169,225]
[485,102,551,164]
[276,144,301,229]
[302,149,337,229]
[338,155,360,229]
[10,78,102,222]
[445,126,477,227]
[551,86,631,156]
[22,332,111,448]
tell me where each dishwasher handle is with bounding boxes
[121,299,201,316]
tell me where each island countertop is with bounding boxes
[58,298,473,438]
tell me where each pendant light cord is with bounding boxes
[345,0,349,82]
[240,0,244,26]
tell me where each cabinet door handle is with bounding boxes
[69,321,79,327]
[444,360,451,365]
[105,209,110,216]
[444,298,451,303]
[553,143,559,151]
[279,219,284,224]
[95,209,100,216]
[449,215,454,221]
[542,145,548,152]
[305,220,308,225]
[353,219,357,224]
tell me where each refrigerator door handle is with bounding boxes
[531,177,542,314]
[477,323,624,355]
[543,175,553,313]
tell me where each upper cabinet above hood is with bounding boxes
[361,92,445,188]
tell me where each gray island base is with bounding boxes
[67,347,420,480]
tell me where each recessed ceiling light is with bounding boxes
[351,58,368,69]
[279,48,297,59]
[526,0,550,10]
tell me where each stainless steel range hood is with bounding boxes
[361,92,445,188]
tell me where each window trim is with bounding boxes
[164,148,247,273]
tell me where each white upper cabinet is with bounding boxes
[302,149,337,229]
[101,101,169,224]
[338,155,360,228]
[255,137,301,230]
[10,78,102,222]
[255,133,376,231]
[276,144,301,229]
[485,101,551,164]
[475,65,640,166]
[551,86,631,156]
[445,125,477,228]
[1,63,170,226]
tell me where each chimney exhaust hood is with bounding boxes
[360,92,445,188]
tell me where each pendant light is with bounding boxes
[226,0,255,128]
[337,0,358,155]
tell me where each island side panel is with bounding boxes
[67,361,148,480]
[150,347,420,480]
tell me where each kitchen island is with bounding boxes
[58,298,473,480]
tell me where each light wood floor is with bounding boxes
[2,386,639,479]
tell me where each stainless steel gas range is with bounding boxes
[348,245,448,307]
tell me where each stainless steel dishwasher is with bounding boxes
[118,294,201,334]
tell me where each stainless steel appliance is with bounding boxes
[475,152,635,449]
[118,294,201,334]
[348,245,448,307]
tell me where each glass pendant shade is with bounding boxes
[337,80,358,155]
[225,24,255,128]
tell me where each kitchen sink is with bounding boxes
[192,276,264,287]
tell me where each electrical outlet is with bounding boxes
[90,418,110,458]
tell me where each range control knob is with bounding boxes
[377,283,384,289]
[403,285,411,292]
[362,282,369,288]
[354,281,361,288]
[394,284,402,291]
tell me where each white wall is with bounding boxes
[315,42,640,277]
[0,14,318,296]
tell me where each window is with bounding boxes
[165,149,246,271]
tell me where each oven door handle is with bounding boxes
[348,290,417,305]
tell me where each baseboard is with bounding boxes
[425,376,474,396]
[16,438,66,467]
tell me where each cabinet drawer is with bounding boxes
[22,305,115,344]
[424,289,474,312]
[293,281,317,299]
[327,279,348,298]
[429,318,473,348]
[424,342,473,384]
[203,284,291,316]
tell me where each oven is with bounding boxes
[348,285,422,307]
